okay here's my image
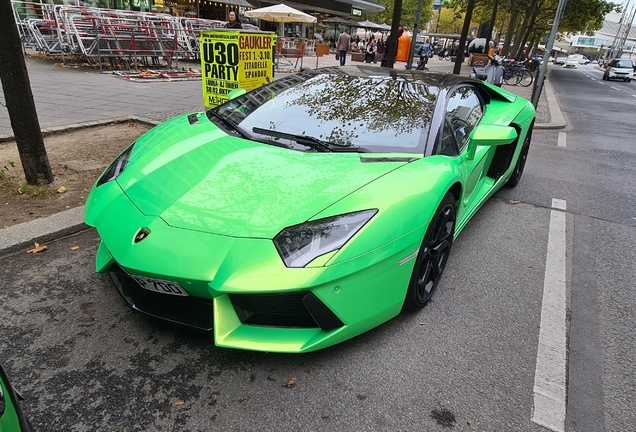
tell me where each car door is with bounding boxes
[437,86,490,210]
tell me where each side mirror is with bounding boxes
[228,88,247,100]
[466,124,518,160]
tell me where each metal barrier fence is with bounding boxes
[11,1,259,69]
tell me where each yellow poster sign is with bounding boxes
[200,30,276,108]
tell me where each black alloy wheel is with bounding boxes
[506,133,531,188]
[403,193,456,311]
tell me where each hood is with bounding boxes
[116,115,411,238]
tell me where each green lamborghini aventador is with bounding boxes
[85,65,535,353]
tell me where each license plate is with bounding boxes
[131,275,189,297]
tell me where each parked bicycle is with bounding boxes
[502,58,534,87]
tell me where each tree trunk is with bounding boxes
[0,1,54,185]
[453,0,476,74]
[514,0,540,57]
[502,8,519,57]
[385,0,403,68]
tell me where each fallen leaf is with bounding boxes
[57,186,67,193]
[70,246,80,251]
[507,199,520,205]
[172,401,185,407]
[283,378,296,388]
[27,243,48,254]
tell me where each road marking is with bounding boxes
[532,198,567,432]
[611,86,620,90]
[590,77,596,81]
[557,132,566,148]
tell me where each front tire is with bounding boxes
[403,193,456,311]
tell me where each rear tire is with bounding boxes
[518,70,533,87]
[506,133,531,188]
[403,193,456,311]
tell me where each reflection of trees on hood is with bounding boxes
[283,74,439,141]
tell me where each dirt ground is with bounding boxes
[0,122,151,228]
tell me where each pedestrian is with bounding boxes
[337,28,351,66]
[224,11,242,29]
[365,37,378,63]
[417,38,434,69]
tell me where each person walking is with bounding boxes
[224,11,242,29]
[337,28,351,66]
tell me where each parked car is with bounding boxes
[0,363,31,431]
[554,56,566,65]
[568,54,590,65]
[85,66,536,353]
[564,56,579,68]
[603,58,634,82]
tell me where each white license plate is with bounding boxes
[131,275,189,297]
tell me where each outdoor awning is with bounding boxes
[220,0,254,7]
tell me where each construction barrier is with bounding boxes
[11,1,258,69]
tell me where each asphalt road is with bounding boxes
[505,63,636,432]
[1,63,635,431]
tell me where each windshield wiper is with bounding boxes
[252,127,367,153]
[207,111,251,139]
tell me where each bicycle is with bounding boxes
[502,59,534,87]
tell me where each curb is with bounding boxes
[0,115,162,143]
[0,206,87,256]
[535,70,566,130]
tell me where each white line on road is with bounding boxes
[611,86,620,90]
[532,198,567,432]
[590,78,596,81]
[558,132,566,148]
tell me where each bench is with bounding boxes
[350,52,383,63]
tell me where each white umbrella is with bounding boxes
[245,3,317,36]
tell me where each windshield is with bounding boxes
[209,70,439,153]
[611,60,633,68]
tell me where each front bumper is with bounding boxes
[88,182,422,353]
[607,69,633,79]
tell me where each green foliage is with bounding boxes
[369,0,435,30]
[443,0,617,51]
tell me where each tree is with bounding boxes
[371,0,434,31]
[448,0,618,58]
[0,0,54,185]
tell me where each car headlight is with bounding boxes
[96,143,135,187]
[273,209,378,268]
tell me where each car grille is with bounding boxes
[110,266,213,331]
[229,292,344,330]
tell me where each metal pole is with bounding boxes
[531,0,568,107]
[406,0,424,70]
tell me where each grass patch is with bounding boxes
[1,162,51,198]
